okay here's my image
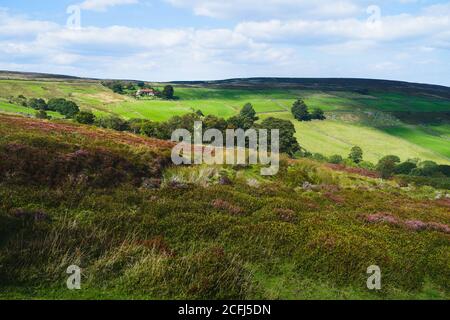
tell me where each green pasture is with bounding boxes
[0,79,449,164]
[260,112,450,164]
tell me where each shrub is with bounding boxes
[47,98,80,118]
[357,161,375,170]
[311,108,326,120]
[376,155,401,179]
[96,116,130,131]
[311,153,328,162]
[411,161,441,177]
[75,111,96,124]
[35,110,50,120]
[29,98,47,110]
[328,154,343,164]
[394,161,417,175]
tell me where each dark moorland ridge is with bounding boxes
[1,70,450,99]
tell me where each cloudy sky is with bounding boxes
[1,0,449,85]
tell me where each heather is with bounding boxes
[0,114,448,300]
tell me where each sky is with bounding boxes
[0,0,449,85]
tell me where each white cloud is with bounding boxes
[0,4,449,84]
[79,0,139,12]
[0,9,58,37]
[165,0,361,19]
[235,12,450,45]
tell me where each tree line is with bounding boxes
[101,81,176,100]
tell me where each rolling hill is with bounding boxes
[0,113,449,299]
[0,71,449,164]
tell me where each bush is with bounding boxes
[438,165,450,177]
[396,175,450,189]
[311,108,326,120]
[376,155,401,179]
[411,161,441,177]
[75,111,96,124]
[358,161,375,170]
[311,153,328,162]
[48,98,80,118]
[394,161,417,175]
[328,154,343,164]
[29,98,47,110]
[9,95,28,107]
[35,110,50,120]
[96,116,130,131]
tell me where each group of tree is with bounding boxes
[306,144,450,181]
[88,103,300,156]
[10,95,82,120]
[302,146,373,170]
[291,99,326,121]
[377,156,450,179]
[101,81,144,94]
[101,81,176,100]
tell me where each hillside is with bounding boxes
[0,71,449,165]
[0,114,449,300]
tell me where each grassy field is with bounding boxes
[0,114,449,300]
[260,112,450,163]
[0,78,449,164]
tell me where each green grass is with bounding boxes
[1,79,449,165]
[260,112,450,164]
[382,125,450,159]
[357,92,450,112]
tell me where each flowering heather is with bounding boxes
[211,199,244,215]
[404,220,428,231]
[365,213,400,225]
[365,213,450,234]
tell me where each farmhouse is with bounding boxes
[136,88,156,97]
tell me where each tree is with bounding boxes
[75,111,96,124]
[137,81,145,88]
[349,146,363,164]
[411,161,440,177]
[376,155,401,179]
[35,110,50,119]
[311,108,326,120]
[162,85,174,100]
[203,115,228,132]
[227,115,254,131]
[227,103,259,130]
[240,103,258,123]
[394,161,417,175]
[438,165,450,177]
[260,117,300,156]
[291,99,310,121]
[29,98,48,110]
[47,98,80,118]
[111,82,124,94]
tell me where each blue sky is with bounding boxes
[0,0,449,85]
